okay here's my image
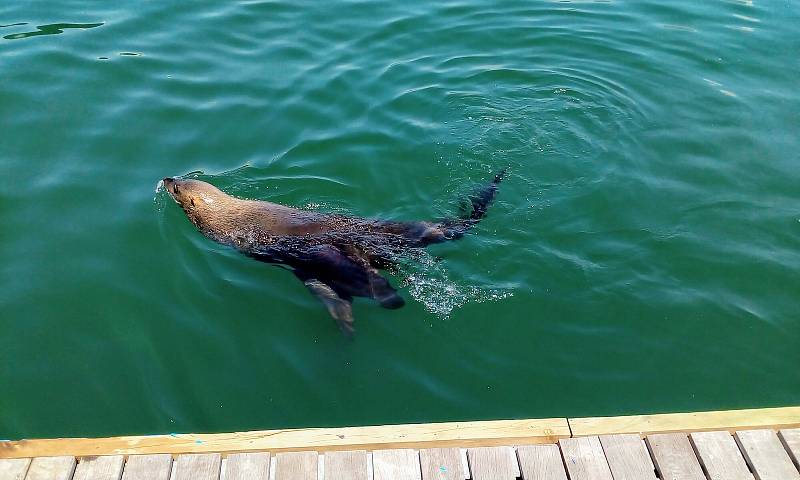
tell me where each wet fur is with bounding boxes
[163,170,505,335]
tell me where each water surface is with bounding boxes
[1,0,799,439]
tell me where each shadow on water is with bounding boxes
[2,22,103,40]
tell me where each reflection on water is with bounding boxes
[3,22,103,40]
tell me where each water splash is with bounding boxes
[152,179,169,213]
[397,250,512,319]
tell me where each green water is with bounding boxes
[2,1,799,440]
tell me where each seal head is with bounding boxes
[164,177,224,217]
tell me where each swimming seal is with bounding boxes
[163,170,505,335]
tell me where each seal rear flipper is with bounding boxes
[303,278,355,336]
[393,168,508,247]
[431,168,508,242]
[467,167,507,220]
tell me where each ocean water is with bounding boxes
[1,0,798,440]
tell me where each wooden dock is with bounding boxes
[1,406,799,479]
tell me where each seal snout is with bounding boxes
[162,177,179,198]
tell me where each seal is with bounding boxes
[163,170,505,334]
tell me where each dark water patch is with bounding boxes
[2,22,103,40]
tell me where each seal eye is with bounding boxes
[190,198,195,206]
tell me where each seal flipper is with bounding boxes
[338,245,405,310]
[301,244,404,309]
[303,279,354,336]
[256,241,404,308]
[428,167,508,243]
[467,167,507,220]
[382,168,508,247]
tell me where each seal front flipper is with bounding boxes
[338,244,405,310]
[303,279,354,336]
[294,244,405,310]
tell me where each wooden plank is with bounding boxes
[0,418,569,458]
[174,453,220,480]
[735,429,800,480]
[225,452,270,480]
[0,459,31,480]
[780,429,800,469]
[274,451,318,480]
[24,456,76,480]
[323,450,367,480]
[516,444,568,480]
[467,447,519,480]
[570,406,800,437]
[372,449,420,480]
[120,454,172,480]
[419,448,463,480]
[599,434,656,480]
[559,436,613,480]
[690,431,753,480]
[645,433,705,480]
[73,456,124,480]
